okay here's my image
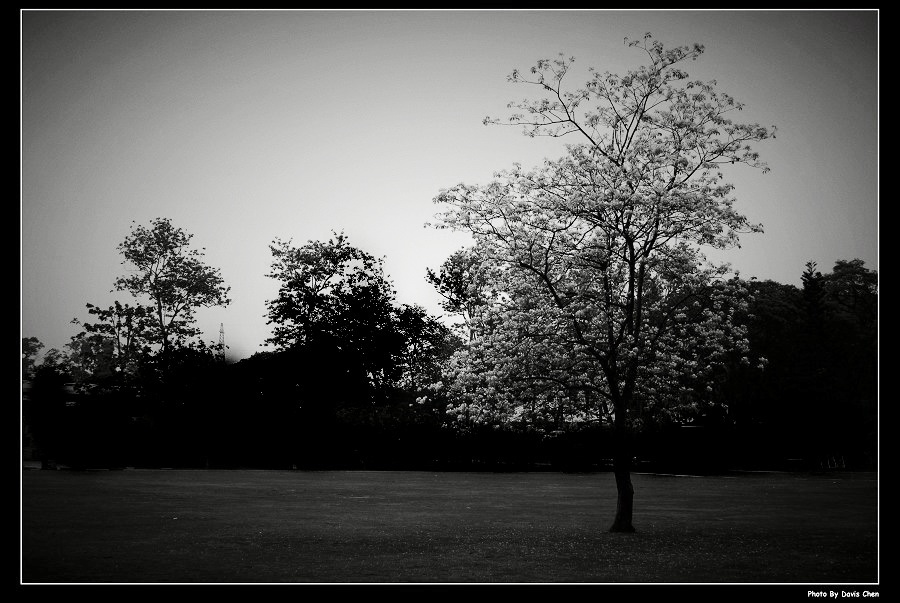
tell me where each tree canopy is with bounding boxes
[115,217,231,357]
[432,34,775,532]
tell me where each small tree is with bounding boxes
[265,232,401,388]
[393,303,464,406]
[265,233,464,467]
[114,218,231,359]
[69,301,154,382]
[265,232,404,434]
[798,259,877,468]
[24,345,73,467]
[426,247,495,342]
[22,337,44,380]
[433,34,774,532]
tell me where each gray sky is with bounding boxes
[21,9,878,362]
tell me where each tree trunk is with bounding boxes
[609,408,636,532]
[609,456,635,532]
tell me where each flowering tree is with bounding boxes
[432,34,774,532]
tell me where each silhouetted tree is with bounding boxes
[724,259,876,470]
[24,349,73,468]
[115,217,231,360]
[22,337,44,379]
[69,301,154,382]
[263,232,464,468]
[798,259,877,468]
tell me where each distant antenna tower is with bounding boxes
[218,323,225,361]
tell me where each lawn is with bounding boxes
[21,468,878,585]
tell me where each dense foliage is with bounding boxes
[24,230,465,470]
[22,252,877,473]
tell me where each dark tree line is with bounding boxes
[23,226,465,470]
[723,260,878,471]
[23,224,877,472]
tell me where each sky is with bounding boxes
[21,9,878,362]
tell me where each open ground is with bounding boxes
[21,468,877,585]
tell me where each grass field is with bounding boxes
[20,468,878,585]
